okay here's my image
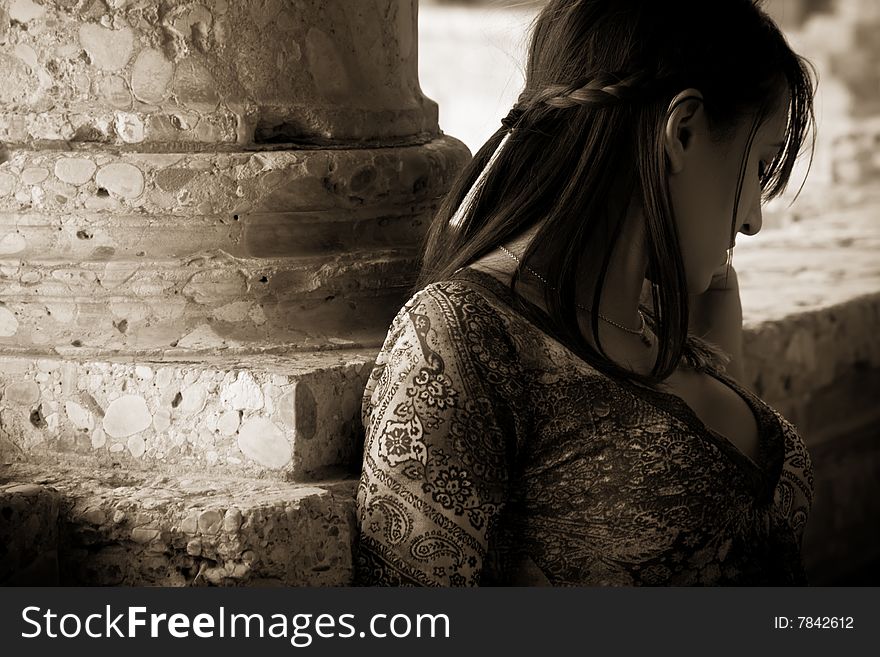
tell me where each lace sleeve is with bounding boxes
[354,285,518,586]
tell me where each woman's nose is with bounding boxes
[739,198,763,237]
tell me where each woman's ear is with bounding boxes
[663,89,705,174]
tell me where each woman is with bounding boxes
[354,0,816,586]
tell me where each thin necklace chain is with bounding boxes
[496,244,651,340]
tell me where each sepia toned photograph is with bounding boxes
[0,0,878,592]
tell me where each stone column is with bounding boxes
[0,0,468,584]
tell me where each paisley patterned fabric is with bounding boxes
[353,267,814,586]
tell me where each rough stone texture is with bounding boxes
[0,142,467,351]
[0,0,469,511]
[0,11,470,599]
[743,293,880,430]
[0,0,436,145]
[103,394,152,438]
[0,351,375,481]
[0,463,357,586]
[0,0,469,354]
[0,481,61,585]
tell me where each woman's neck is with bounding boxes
[471,205,659,375]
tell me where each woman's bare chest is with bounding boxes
[658,368,760,463]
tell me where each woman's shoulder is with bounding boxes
[410,270,520,322]
[387,269,539,359]
[361,273,533,462]
[367,273,531,407]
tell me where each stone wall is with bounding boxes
[0,0,470,585]
[0,0,469,480]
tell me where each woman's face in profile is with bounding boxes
[667,92,789,294]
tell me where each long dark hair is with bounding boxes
[415,0,816,386]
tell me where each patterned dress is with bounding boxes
[354,267,814,586]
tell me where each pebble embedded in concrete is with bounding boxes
[211,301,251,323]
[114,113,145,144]
[54,158,97,186]
[127,434,146,458]
[221,371,263,411]
[0,308,20,336]
[82,507,106,526]
[95,163,145,199]
[154,168,198,193]
[223,508,242,532]
[155,368,173,389]
[0,233,26,254]
[179,383,208,415]
[237,417,291,469]
[217,410,240,436]
[0,54,32,106]
[135,366,153,380]
[78,24,134,72]
[198,509,223,535]
[0,173,16,196]
[64,401,93,431]
[9,0,45,23]
[103,395,151,438]
[152,408,171,433]
[131,49,174,105]
[4,380,40,405]
[99,76,132,109]
[277,388,295,428]
[176,324,227,349]
[177,513,197,536]
[90,427,106,449]
[172,58,221,112]
[21,168,49,185]
[131,527,160,544]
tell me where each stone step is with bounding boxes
[0,140,464,218]
[0,252,416,298]
[0,252,415,350]
[0,208,428,259]
[0,462,358,586]
[0,349,377,482]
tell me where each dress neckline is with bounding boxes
[445,265,784,503]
